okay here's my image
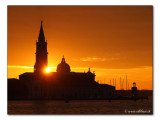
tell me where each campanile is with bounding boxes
[34,21,48,73]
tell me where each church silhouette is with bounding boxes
[8,21,115,100]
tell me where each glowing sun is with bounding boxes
[45,67,50,73]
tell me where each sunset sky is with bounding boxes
[8,6,153,90]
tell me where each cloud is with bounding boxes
[8,66,57,69]
[80,57,118,62]
[8,65,33,69]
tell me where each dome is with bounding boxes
[56,56,71,73]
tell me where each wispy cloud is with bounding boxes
[8,66,57,69]
[8,65,34,69]
[80,57,118,62]
[48,67,56,69]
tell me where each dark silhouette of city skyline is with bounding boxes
[8,21,152,103]
[8,21,115,100]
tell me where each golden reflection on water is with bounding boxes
[8,97,152,114]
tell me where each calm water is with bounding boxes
[8,97,152,114]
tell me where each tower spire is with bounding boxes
[38,20,45,42]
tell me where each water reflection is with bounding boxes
[32,101,49,114]
[8,97,153,114]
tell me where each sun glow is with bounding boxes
[45,67,50,73]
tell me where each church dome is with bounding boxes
[56,56,71,73]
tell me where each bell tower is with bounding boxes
[34,21,48,73]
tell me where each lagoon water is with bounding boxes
[8,97,152,114]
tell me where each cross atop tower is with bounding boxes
[62,55,66,63]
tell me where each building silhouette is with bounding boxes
[34,21,48,73]
[8,21,115,100]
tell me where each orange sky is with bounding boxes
[8,6,153,90]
